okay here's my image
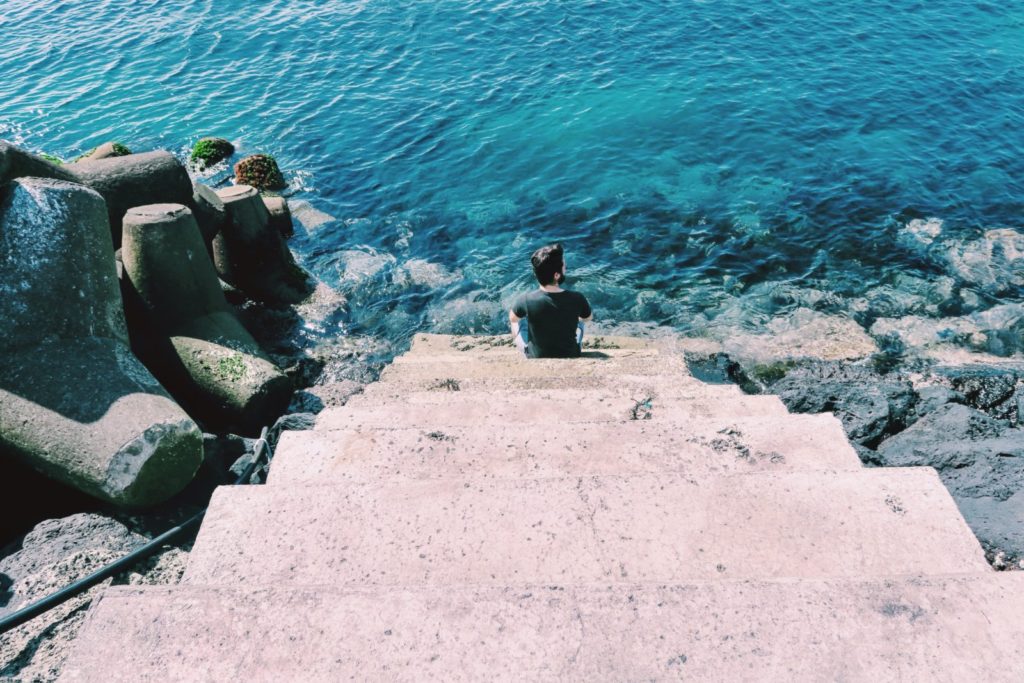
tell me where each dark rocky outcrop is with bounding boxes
[770,362,916,447]
[67,150,194,247]
[0,178,203,507]
[214,184,313,306]
[120,204,292,435]
[876,403,1024,554]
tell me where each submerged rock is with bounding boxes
[0,178,203,506]
[720,308,878,366]
[942,228,1024,296]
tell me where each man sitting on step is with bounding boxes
[509,243,593,358]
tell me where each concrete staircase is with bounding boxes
[62,334,1024,681]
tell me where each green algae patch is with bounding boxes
[39,152,64,165]
[190,137,235,169]
[234,153,286,190]
[73,142,132,162]
[217,353,248,382]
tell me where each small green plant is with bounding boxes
[38,152,63,165]
[190,137,235,169]
[234,153,286,190]
[217,353,247,381]
[72,142,132,162]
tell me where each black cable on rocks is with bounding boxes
[0,428,271,636]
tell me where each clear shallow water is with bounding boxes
[2,0,1023,355]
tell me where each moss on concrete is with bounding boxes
[190,137,235,169]
[216,353,248,382]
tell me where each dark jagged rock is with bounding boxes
[0,178,203,506]
[877,403,1024,553]
[770,362,916,447]
[67,150,194,246]
[0,141,78,186]
[214,184,313,306]
[120,204,292,436]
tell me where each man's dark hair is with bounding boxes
[531,243,564,286]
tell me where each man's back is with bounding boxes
[511,289,591,358]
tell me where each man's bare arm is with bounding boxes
[509,309,523,336]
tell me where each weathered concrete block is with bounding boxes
[0,178,202,506]
[67,150,193,246]
[214,184,312,305]
[121,204,292,435]
[262,195,293,237]
[191,182,226,246]
[0,140,78,186]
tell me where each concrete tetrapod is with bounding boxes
[214,184,312,305]
[0,141,78,186]
[0,178,202,506]
[68,150,194,247]
[121,204,292,435]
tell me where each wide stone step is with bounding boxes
[182,469,987,587]
[395,349,663,364]
[63,574,1024,681]
[359,372,722,397]
[377,355,692,382]
[314,392,787,430]
[342,383,747,411]
[407,332,662,357]
[269,414,861,485]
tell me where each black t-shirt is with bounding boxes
[511,289,592,358]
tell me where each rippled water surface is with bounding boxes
[3,0,1023,353]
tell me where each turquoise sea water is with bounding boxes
[2,0,1023,355]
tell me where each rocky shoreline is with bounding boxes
[2,139,1023,679]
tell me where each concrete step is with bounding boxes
[395,349,663,364]
[377,355,692,383]
[343,383,747,411]
[182,469,987,587]
[64,575,1024,681]
[407,332,662,357]
[269,414,861,485]
[314,392,787,430]
[359,372,725,397]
